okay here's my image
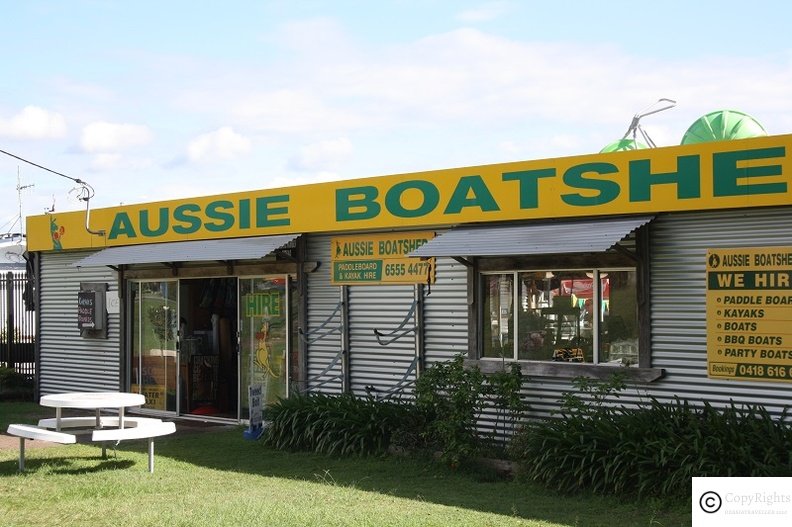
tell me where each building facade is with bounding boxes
[26,133,792,423]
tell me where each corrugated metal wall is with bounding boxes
[423,257,468,364]
[496,211,792,422]
[646,207,792,414]
[39,250,121,395]
[25,210,773,421]
[348,282,415,396]
[304,233,468,397]
[305,235,344,393]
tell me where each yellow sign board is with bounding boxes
[706,246,792,382]
[26,134,792,252]
[331,231,436,285]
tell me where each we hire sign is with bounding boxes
[26,134,792,252]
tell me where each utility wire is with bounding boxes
[0,147,84,184]
[0,147,95,200]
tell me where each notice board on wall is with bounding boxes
[330,231,436,285]
[706,247,792,382]
[78,282,108,338]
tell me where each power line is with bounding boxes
[0,147,83,184]
[0,147,95,200]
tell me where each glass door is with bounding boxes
[239,276,289,418]
[130,280,179,413]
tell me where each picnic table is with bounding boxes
[6,391,175,473]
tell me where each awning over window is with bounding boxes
[73,233,300,267]
[409,217,652,258]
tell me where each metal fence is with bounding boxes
[0,271,35,379]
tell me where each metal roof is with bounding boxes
[73,234,300,267]
[410,217,653,257]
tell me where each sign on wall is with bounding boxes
[331,231,436,285]
[26,134,792,252]
[77,290,102,330]
[706,247,792,382]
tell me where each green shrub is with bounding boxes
[509,375,792,498]
[263,356,527,466]
[262,392,426,456]
[485,361,527,440]
[0,367,34,401]
[414,355,486,466]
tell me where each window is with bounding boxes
[481,268,639,366]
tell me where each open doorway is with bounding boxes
[179,278,238,419]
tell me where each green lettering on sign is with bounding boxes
[502,168,555,209]
[140,207,169,237]
[444,175,500,214]
[713,147,786,197]
[205,200,234,232]
[336,186,381,221]
[256,195,291,227]
[244,292,282,317]
[561,162,620,206]
[385,180,439,218]
[173,204,202,235]
[108,212,137,240]
[629,155,701,201]
[332,260,383,282]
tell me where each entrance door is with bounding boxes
[239,276,289,417]
[130,280,179,413]
[178,278,238,419]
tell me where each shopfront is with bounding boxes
[124,275,293,419]
[26,131,792,424]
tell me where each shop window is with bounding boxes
[481,269,639,366]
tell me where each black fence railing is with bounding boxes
[0,271,36,380]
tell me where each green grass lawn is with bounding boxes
[1,402,690,527]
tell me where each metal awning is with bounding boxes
[410,217,653,258]
[74,233,300,267]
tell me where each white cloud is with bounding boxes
[456,2,511,22]
[0,106,67,139]
[289,137,353,171]
[86,153,154,172]
[80,121,152,153]
[186,126,251,163]
[231,90,364,134]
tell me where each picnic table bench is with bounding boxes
[6,392,176,473]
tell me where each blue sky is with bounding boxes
[2,0,791,233]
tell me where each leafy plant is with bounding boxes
[414,355,487,466]
[509,374,792,499]
[484,361,526,448]
[0,366,34,401]
[263,392,425,456]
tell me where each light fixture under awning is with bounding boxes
[73,234,300,267]
[409,217,653,258]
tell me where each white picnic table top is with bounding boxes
[40,391,145,409]
[39,392,146,431]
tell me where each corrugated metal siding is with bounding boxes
[39,250,121,395]
[301,211,792,429]
[424,257,468,364]
[348,283,415,396]
[304,233,469,397]
[646,207,792,415]
[305,235,344,393]
[489,211,792,424]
